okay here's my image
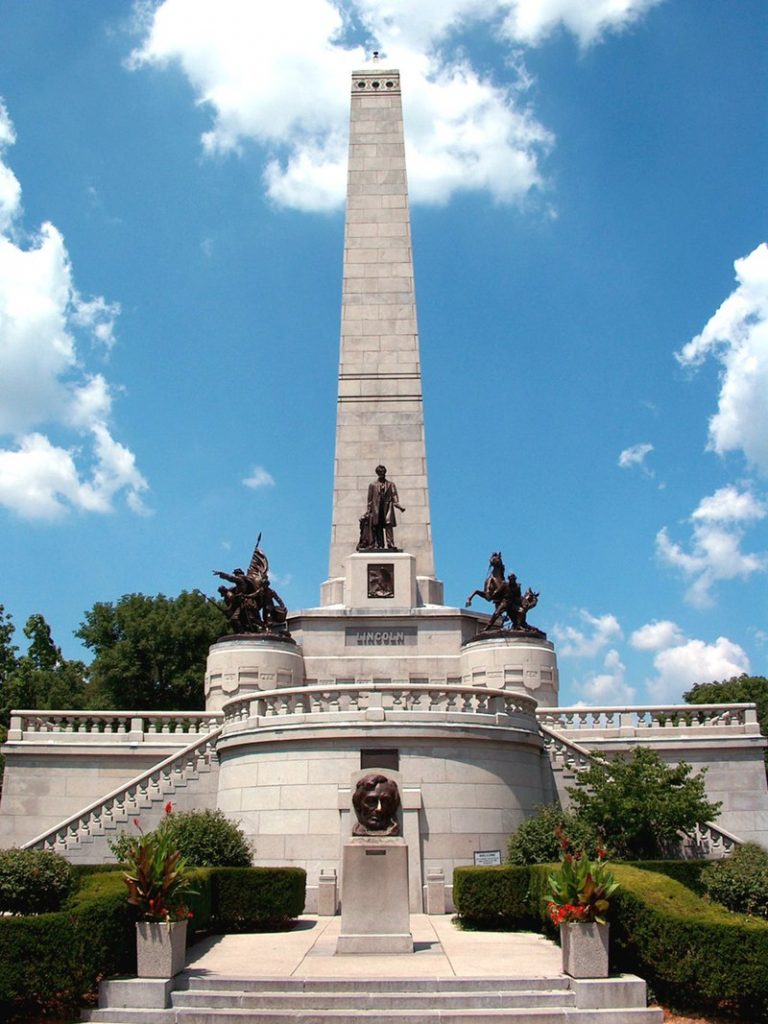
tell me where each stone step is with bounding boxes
[180,978,572,994]
[83,1010,175,1023]
[86,977,663,1024]
[171,1010,662,1024]
[172,989,574,1010]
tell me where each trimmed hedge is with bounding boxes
[212,867,307,931]
[453,864,535,926]
[627,859,708,895]
[0,864,306,1020]
[0,870,135,1020]
[611,865,768,1020]
[453,863,768,1020]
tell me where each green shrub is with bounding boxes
[212,867,306,930]
[453,865,532,926]
[453,863,768,1020]
[701,843,768,918]
[610,864,768,1020]
[0,865,305,1019]
[107,829,134,864]
[110,808,253,868]
[507,805,601,864]
[0,848,74,915]
[626,859,709,895]
[0,870,135,1020]
[159,809,252,867]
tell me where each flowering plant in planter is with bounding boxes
[545,827,619,926]
[123,802,194,924]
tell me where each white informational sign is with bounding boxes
[473,850,502,866]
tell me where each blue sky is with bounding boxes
[0,0,766,707]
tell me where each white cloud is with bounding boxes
[71,294,121,351]
[0,101,21,232]
[243,465,275,490]
[129,0,663,213]
[577,648,636,704]
[618,441,654,471]
[646,636,750,704]
[656,486,767,607]
[630,619,685,651]
[0,100,148,520]
[677,243,768,477]
[691,485,766,524]
[499,0,666,47]
[552,609,623,657]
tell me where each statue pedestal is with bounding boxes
[204,636,305,713]
[336,837,412,954]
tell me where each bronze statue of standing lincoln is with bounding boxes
[366,465,405,550]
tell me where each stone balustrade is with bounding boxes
[222,682,538,729]
[7,710,223,743]
[22,728,223,854]
[536,703,758,735]
[540,724,602,773]
[682,820,742,857]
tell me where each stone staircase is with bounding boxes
[22,727,223,861]
[84,975,663,1023]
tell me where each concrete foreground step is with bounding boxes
[86,1013,662,1024]
[171,989,576,1010]
[180,977,573,993]
[171,1011,662,1024]
[86,973,663,1024]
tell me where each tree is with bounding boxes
[567,747,721,860]
[0,608,86,792]
[76,591,224,710]
[684,675,768,768]
[0,605,17,683]
[0,612,87,723]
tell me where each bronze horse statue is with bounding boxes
[465,551,505,607]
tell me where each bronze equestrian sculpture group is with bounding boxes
[466,551,544,638]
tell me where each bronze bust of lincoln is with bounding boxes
[352,773,401,836]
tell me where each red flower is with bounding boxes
[133,818,140,828]
[164,801,174,814]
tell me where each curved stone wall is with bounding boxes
[460,635,559,706]
[204,638,305,712]
[216,713,554,911]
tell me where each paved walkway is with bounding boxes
[184,915,563,980]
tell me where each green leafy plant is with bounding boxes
[544,828,619,925]
[567,747,721,860]
[701,843,768,918]
[157,808,252,868]
[123,804,194,922]
[507,804,601,864]
[0,849,74,916]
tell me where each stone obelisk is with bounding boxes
[322,66,443,607]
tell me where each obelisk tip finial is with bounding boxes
[372,50,379,63]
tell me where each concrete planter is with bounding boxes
[560,922,609,978]
[136,920,188,978]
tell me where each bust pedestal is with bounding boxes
[336,837,413,954]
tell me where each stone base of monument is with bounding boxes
[336,836,413,954]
